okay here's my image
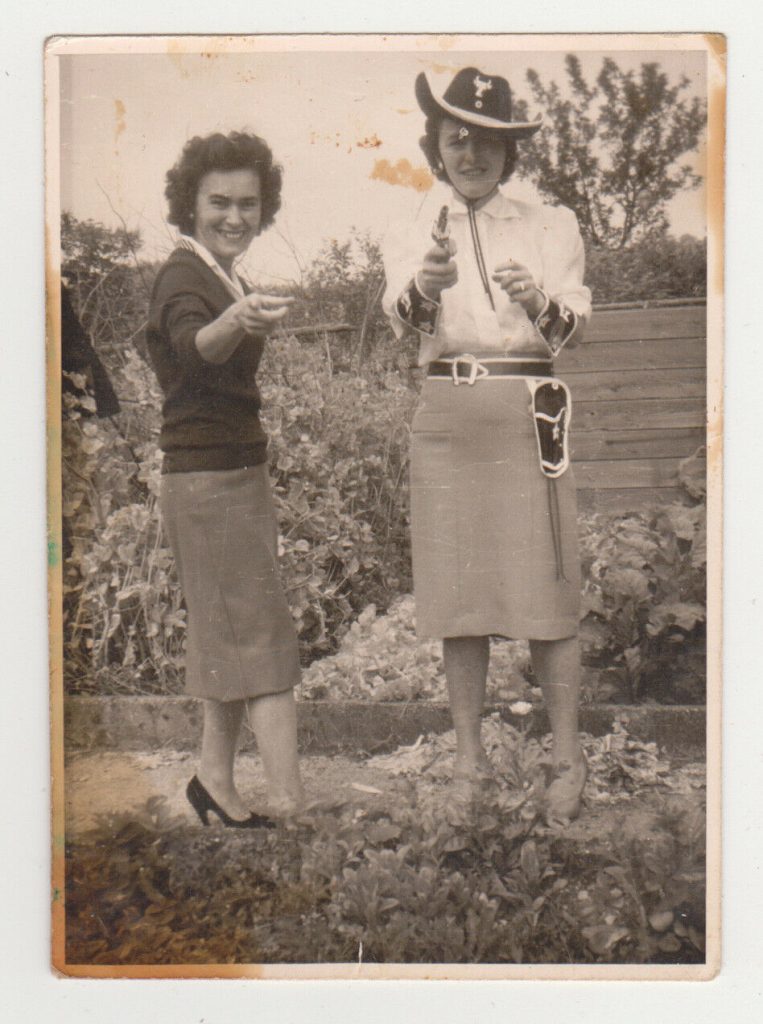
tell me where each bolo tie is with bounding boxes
[465,198,496,312]
[464,197,568,583]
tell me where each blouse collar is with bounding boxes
[176,234,247,300]
[448,189,521,220]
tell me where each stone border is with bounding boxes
[64,697,705,757]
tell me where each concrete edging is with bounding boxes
[64,697,706,757]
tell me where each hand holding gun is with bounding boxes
[418,205,458,300]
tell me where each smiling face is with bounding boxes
[437,117,507,204]
[192,168,262,273]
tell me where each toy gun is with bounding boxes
[431,205,450,248]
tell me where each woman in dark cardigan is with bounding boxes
[147,131,303,827]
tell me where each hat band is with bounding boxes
[435,93,543,133]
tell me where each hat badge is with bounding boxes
[473,74,493,110]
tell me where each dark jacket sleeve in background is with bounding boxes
[61,284,121,417]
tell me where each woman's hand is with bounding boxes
[492,260,545,319]
[417,239,458,301]
[195,293,293,364]
[232,293,294,335]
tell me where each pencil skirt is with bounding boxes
[409,376,581,641]
[160,464,301,701]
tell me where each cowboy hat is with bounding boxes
[415,67,542,138]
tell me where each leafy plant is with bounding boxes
[65,723,706,966]
[62,404,186,687]
[301,596,533,703]
[578,493,706,701]
[259,330,415,653]
[59,212,707,702]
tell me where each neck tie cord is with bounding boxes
[467,202,496,311]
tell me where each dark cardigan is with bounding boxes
[146,248,268,473]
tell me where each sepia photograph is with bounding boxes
[45,33,723,979]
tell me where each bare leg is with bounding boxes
[443,635,490,775]
[529,635,582,764]
[197,698,250,820]
[246,689,305,814]
[529,635,586,820]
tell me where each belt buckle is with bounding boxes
[452,353,488,386]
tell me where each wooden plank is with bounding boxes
[584,306,706,343]
[576,487,685,513]
[557,336,706,372]
[570,427,706,461]
[564,366,706,401]
[593,298,706,311]
[574,397,705,431]
[574,458,691,489]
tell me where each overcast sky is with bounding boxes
[57,38,708,285]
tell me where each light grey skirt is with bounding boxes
[160,464,301,701]
[410,376,581,641]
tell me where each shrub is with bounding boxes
[291,229,390,363]
[579,490,706,702]
[585,231,706,304]
[59,213,706,702]
[258,330,415,652]
[62,390,186,689]
[62,327,417,690]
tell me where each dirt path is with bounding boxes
[64,750,402,836]
[64,746,703,847]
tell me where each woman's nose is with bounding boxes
[225,205,244,225]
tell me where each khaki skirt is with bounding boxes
[409,375,581,640]
[160,464,301,701]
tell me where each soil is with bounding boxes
[64,746,703,852]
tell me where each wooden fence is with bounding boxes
[556,301,707,512]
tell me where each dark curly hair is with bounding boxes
[165,131,283,236]
[419,115,518,186]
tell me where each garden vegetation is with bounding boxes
[61,212,706,706]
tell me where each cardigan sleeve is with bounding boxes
[150,260,224,375]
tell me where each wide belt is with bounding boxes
[428,354,554,385]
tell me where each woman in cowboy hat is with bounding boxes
[147,131,305,828]
[382,67,592,824]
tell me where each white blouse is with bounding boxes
[382,189,592,366]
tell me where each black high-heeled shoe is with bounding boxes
[186,775,276,830]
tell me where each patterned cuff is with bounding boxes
[533,292,579,355]
[394,275,441,337]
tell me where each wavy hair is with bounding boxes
[165,131,283,235]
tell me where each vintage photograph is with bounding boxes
[46,33,722,978]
